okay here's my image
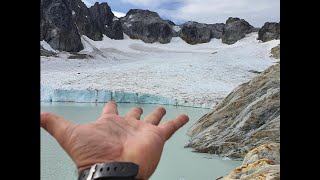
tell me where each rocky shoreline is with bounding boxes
[186,64,280,158]
[218,143,280,180]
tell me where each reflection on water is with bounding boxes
[41,102,241,180]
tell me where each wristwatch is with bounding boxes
[78,162,139,180]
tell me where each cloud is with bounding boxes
[81,0,279,27]
[157,0,280,27]
[119,0,171,8]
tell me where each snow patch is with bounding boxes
[173,26,181,32]
[40,40,57,53]
[41,33,279,109]
[72,11,75,15]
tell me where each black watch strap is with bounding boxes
[78,162,139,180]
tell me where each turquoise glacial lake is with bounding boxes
[41,102,241,180]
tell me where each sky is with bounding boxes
[82,0,280,27]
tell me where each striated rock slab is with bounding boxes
[120,9,173,44]
[220,143,280,180]
[186,64,280,159]
[258,22,280,42]
[222,17,255,45]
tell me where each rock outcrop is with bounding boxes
[257,22,280,42]
[220,143,280,180]
[70,0,103,41]
[180,21,225,45]
[120,9,173,44]
[271,45,280,59]
[40,0,123,52]
[208,23,225,39]
[89,2,123,40]
[222,17,255,45]
[40,0,83,52]
[186,64,280,159]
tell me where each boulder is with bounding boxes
[180,21,213,45]
[220,143,280,180]
[257,22,280,42]
[222,17,255,45]
[120,9,173,43]
[186,64,280,159]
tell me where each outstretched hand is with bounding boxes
[41,101,189,180]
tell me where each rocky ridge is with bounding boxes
[41,0,280,52]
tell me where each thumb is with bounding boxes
[41,112,74,140]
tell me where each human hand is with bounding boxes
[41,101,189,179]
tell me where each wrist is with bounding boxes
[78,162,140,180]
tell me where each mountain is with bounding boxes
[40,0,280,52]
[40,0,122,52]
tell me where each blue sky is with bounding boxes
[82,0,280,27]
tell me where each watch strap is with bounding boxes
[78,162,139,180]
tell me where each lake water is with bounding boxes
[41,102,241,180]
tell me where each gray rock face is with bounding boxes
[222,17,255,45]
[40,0,83,52]
[89,2,123,40]
[221,143,280,180]
[41,0,123,52]
[186,64,280,159]
[257,22,280,42]
[120,9,173,43]
[180,21,225,45]
[180,21,212,45]
[207,23,225,39]
[105,19,124,40]
[70,0,103,41]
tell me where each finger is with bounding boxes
[159,114,189,140]
[101,101,118,115]
[144,107,166,125]
[41,112,74,139]
[125,107,143,120]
